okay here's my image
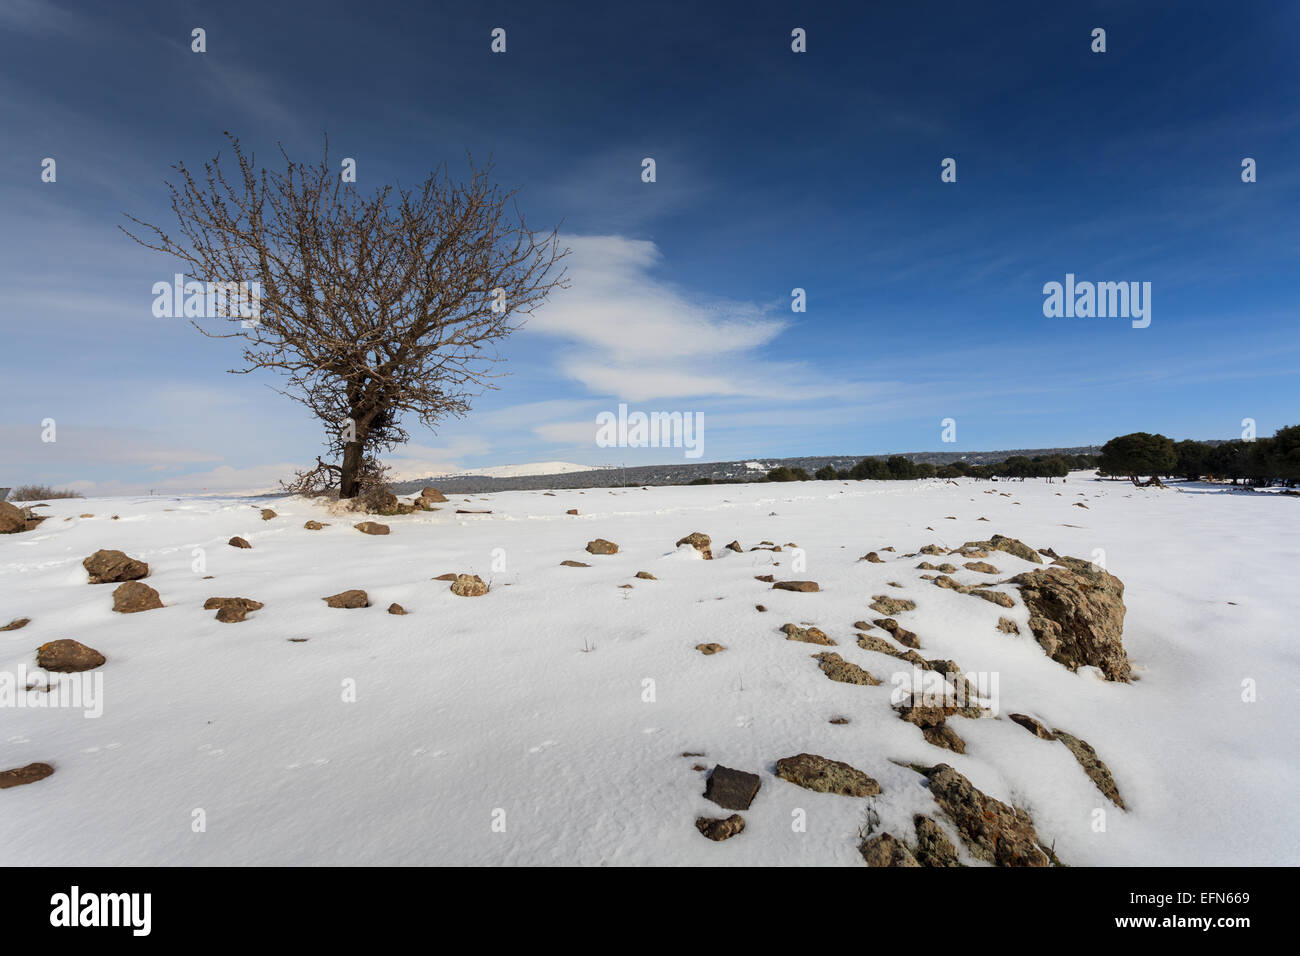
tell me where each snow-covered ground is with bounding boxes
[1,474,1296,865]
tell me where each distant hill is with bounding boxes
[391,445,1104,494]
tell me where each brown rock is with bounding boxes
[419,487,449,503]
[36,639,105,672]
[83,549,149,584]
[1,617,31,631]
[873,618,921,648]
[228,536,252,549]
[450,574,488,597]
[725,540,742,553]
[703,766,761,811]
[1010,560,1130,680]
[1054,730,1126,808]
[355,521,390,535]
[780,623,835,645]
[754,604,766,612]
[585,538,619,555]
[913,815,963,867]
[560,560,590,568]
[695,814,746,841]
[870,594,916,615]
[675,532,713,559]
[695,643,725,655]
[776,753,880,796]
[635,571,657,580]
[260,509,277,520]
[958,534,1042,564]
[919,763,1058,866]
[969,588,1015,608]
[1009,713,1056,739]
[997,617,1020,634]
[388,603,407,615]
[860,833,921,867]
[772,580,819,592]
[861,552,884,563]
[1,500,29,534]
[964,561,998,574]
[323,589,370,609]
[204,597,264,623]
[304,520,326,530]
[112,581,163,613]
[566,509,578,515]
[813,651,880,685]
[432,573,458,580]
[0,763,55,790]
[754,574,775,583]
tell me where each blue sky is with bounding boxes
[2,0,1298,494]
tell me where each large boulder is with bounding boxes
[83,549,149,584]
[1010,557,1130,681]
[0,500,27,534]
[418,487,449,503]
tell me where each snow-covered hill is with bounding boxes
[1,475,1295,865]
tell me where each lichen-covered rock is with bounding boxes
[913,815,962,867]
[872,618,921,649]
[586,538,619,555]
[1010,559,1130,681]
[260,508,277,520]
[964,561,999,574]
[780,623,835,645]
[1054,730,1126,808]
[859,833,920,867]
[776,753,880,796]
[997,617,1020,635]
[450,574,489,597]
[695,814,745,841]
[83,549,149,584]
[304,520,326,530]
[695,643,725,655]
[387,603,407,615]
[919,763,1058,866]
[870,595,915,615]
[812,652,880,685]
[957,534,1042,564]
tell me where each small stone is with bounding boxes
[776,753,880,796]
[754,604,766,612]
[695,814,745,841]
[695,643,725,655]
[675,532,713,559]
[772,580,819,592]
[388,603,407,615]
[964,561,999,574]
[204,597,264,623]
[566,509,578,515]
[861,552,884,563]
[323,589,370,609]
[450,574,489,597]
[355,521,390,535]
[754,574,775,583]
[1,617,31,632]
[83,549,149,584]
[0,762,55,790]
[228,536,252,549]
[1009,713,1055,739]
[870,595,915,615]
[260,509,277,520]
[304,520,326,530]
[860,833,921,867]
[635,571,657,580]
[813,652,880,685]
[585,538,619,555]
[780,623,835,645]
[560,560,590,568]
[112,581,163,613]
[725,540,742,552]
[997,617,1020,634]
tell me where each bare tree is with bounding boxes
[123,133,568,497]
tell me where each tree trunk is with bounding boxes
[339,440,364,498]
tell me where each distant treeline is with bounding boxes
[687,453,1099,485]
[1097,427,1300,485]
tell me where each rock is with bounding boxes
[754,604,766,612]
[695,643,725,655]
[969,589,1014,608]
[919,544,946,555]
[228,536,252,549]
[1009,713,1055,739]
[323,590,370,609]
[859,833,921,867]
[776,753,880,796]
[675,532,713,559]
[585,538,619,555]
[813,651,880,685]
[703,766,761,811]
[0,763,55,790]
[204,597,264,623]
[861,552,884,563]
[1074,502,1089,508]
[260,509,277,520]
[780,623,835,645]
[772,580,819,592]
[560,560,590,568]
[304,520,326,530]
[829,716,851,725]
[635,571,657,580]
[922,724,967,754]
[869,595,915,615]
[0,500,28,534]
[355,521,390,535]
[1054,730,1126,808]
[83,549,149,584]
[419,487,449,503]
[873,618,920,648]
[856,632,908,658]
[112,581,163,613]
[964,561,998,574]
[566,509,578,515]
[919,764,1058,866]
[695,814,746,841]
[754,574,775,583]
[36,639,105,672]
[432,573,458,580]
[725,540,742,553]
[1,617,31,631]
[958,534,1042,564]
[1010,560,1130,681]
[450,574,488,597]
[455,509,492,515]
[997,617,1020,635]
[913,815,962,867]
[387,603,407,615]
